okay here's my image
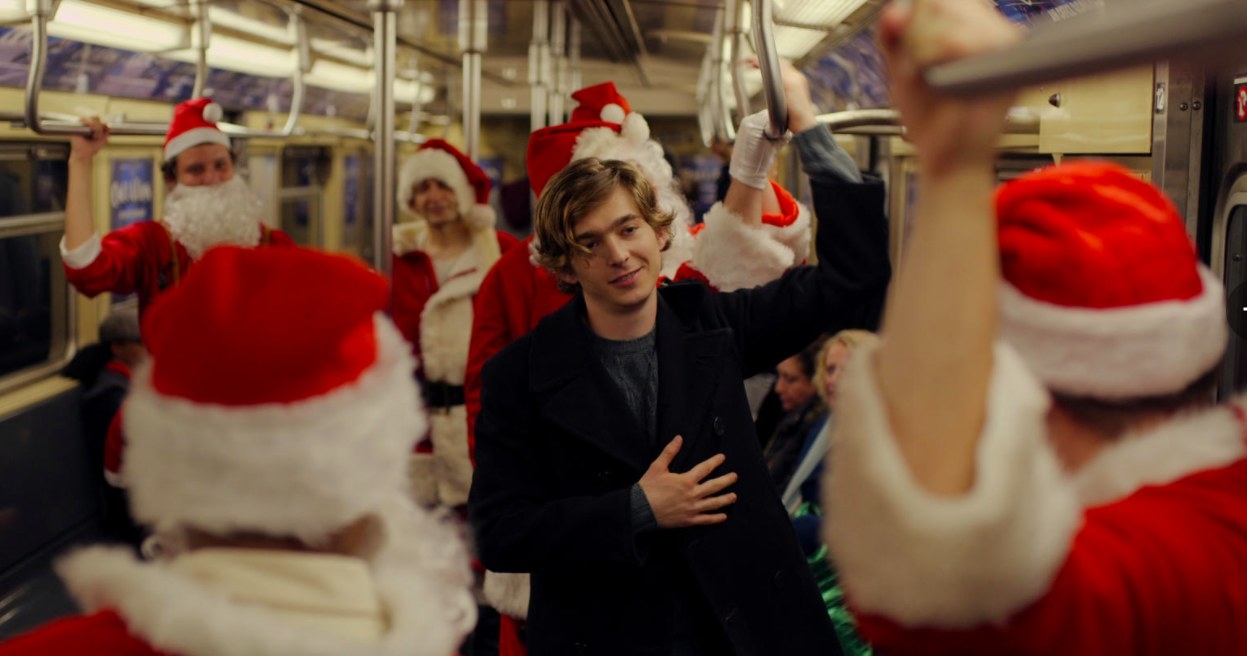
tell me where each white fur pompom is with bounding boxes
[600,103,626,124]
[202,102,224,123]
[466,204,496,231]
[620,112,651,143]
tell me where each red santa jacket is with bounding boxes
[64,221,294,319]
[390,230,519,382]
[0,610,169,656]
[828,344,1247,656]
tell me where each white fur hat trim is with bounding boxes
[1000,265,1227,399]
[398,149,479,224]
[123,316,426,544]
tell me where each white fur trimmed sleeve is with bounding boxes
[60,232,103,269]
[689,200,810,292]
[824,342,1081,628]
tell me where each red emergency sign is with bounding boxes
[1236,82,1247,123]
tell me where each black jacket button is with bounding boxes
[712,416,726,436]
[773,570,786,589]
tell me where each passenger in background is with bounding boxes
[762,336,828,491]
[60,309,145,545]
[466,65,872,655]
[781,330,879,656]
[61,98,294,319]
[0,246,476,656]
[826,0,1247,652]
[391,139,518,510]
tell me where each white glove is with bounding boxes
[729,110,792,190]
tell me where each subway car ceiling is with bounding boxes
[0,0,888,124]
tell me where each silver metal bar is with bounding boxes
[190,0,209,98]
[530,0,550,133]
[369,0,402,277]
[814,107,1039,136]
[708,8,733,142]
[816,109,900,131]
[569,17,581,95]
[460,0,486,159]
[753,0,787,138]
[548,1,567,125]
[926,0,1247,96]
[279,5,307,137]
[725,0,750,121]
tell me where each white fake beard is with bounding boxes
[163,176,264,259]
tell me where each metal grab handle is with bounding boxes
[724,0,750,122]
[23,1,306,138]
[752,0,787,138]
[926,0,1247,96]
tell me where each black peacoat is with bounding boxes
[470,176,890,656]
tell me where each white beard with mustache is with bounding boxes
[163,176,264,259]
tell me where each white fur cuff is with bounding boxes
[60,233,103,269]
[825,342,1081,627]
[483,571,530,619]
[690,203,796,292]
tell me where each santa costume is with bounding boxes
[826,162,1247,655]
[391,138,518,508]
[0,246,476,656]
[61,97,294,319]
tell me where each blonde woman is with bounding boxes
[785,329,879,656]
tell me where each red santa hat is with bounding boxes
[121,246,425,543]
[527,82,672,198]
[163,97,231,163]
[398,138,496,230]
[996,161,1227,399]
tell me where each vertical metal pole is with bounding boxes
[548,1,566,126]
[529,0,550,133]
[369,0,402,277]
[460,0,487,159]
[569,17,581,96]
[190,0,209,98]
[725,0,750,120]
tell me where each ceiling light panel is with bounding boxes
[775,0,868,27]
[208,6,294,45]
[774,25,828,60]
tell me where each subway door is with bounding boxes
[1210,63,1247,399]
[278,146,332,247]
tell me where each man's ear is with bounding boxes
[556,267,579,287]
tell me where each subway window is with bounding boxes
[0,145,71,388]
[279,146,330,247]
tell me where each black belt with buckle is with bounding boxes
[423,381,465,410]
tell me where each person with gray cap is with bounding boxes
[61,308,146,544]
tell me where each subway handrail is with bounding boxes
[752,0,787,139]
[815,107,1039,136]
[21,0,307,138]
[926,0,1247,96]
[817,108,900,132]
[724,0,750,124]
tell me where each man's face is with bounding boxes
[174,143,234,187]
[775,356,817,412]
[410,178,461,226]
[558,186,668,319]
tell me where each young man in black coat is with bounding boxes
[469,97,891,654]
